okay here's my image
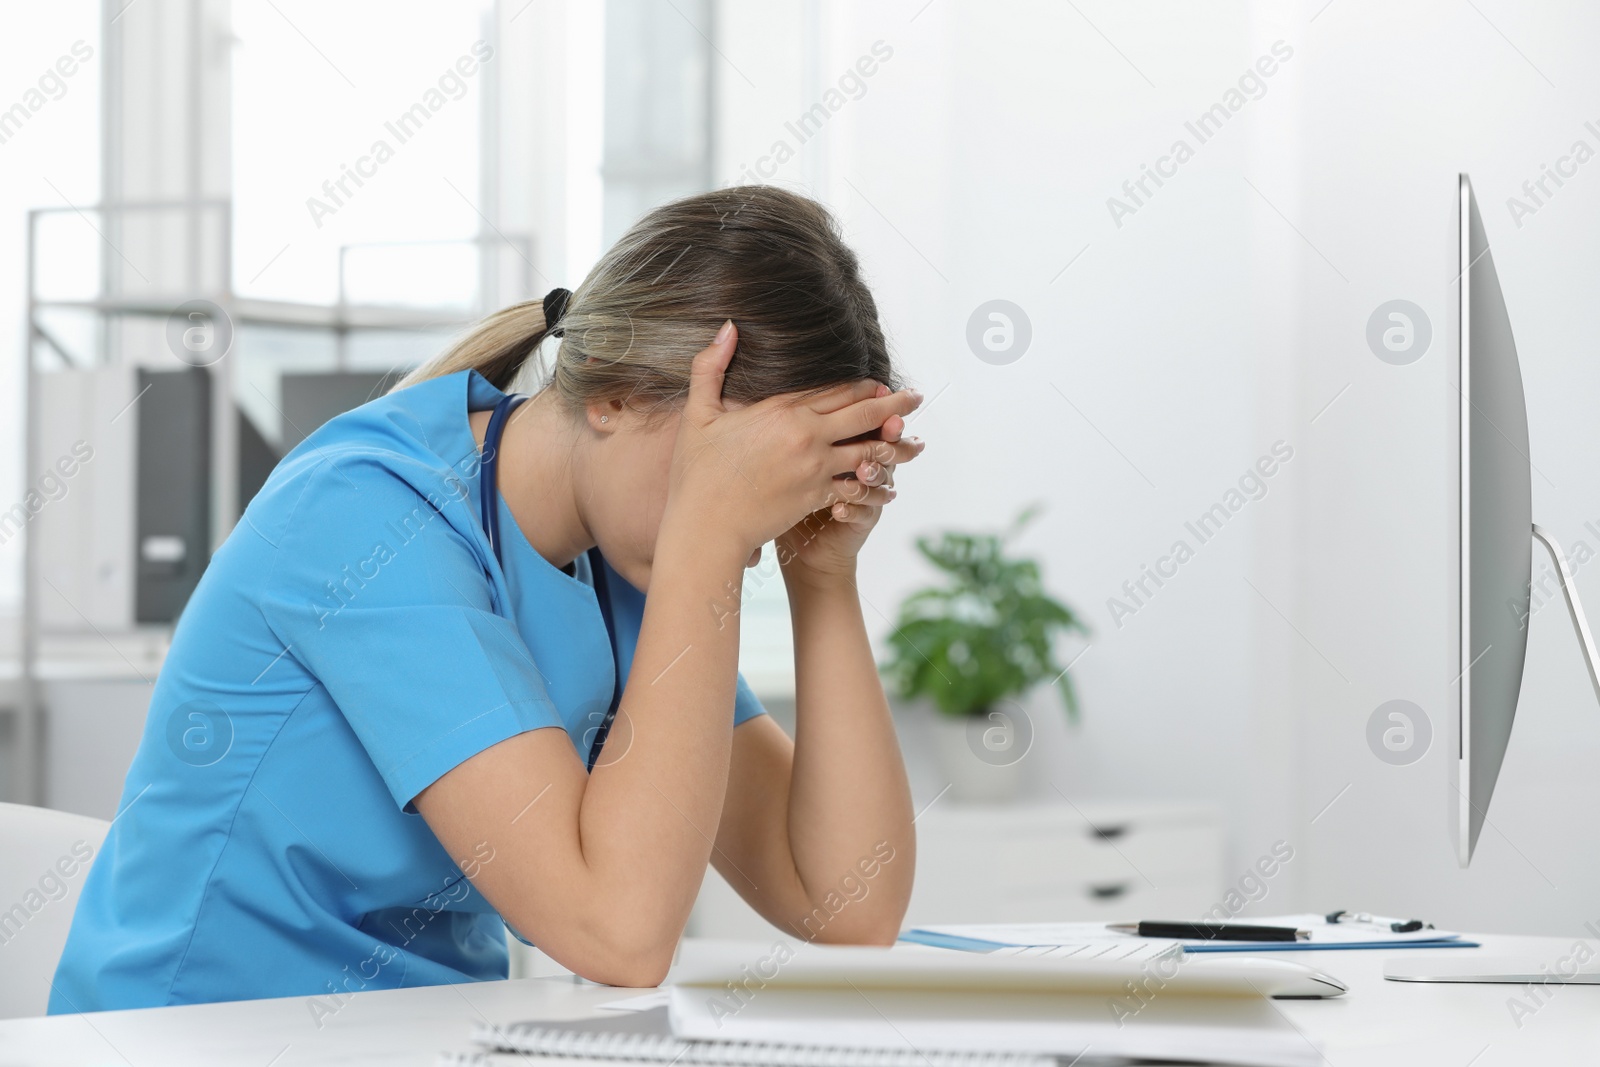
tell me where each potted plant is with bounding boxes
[881,507,1087,801]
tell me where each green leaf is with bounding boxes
[880,506,1088,719]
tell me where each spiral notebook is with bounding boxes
[440,1006,1055,1067]
[439,940,1325,1067]
[444,993,1319,1067]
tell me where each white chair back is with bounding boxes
[0,802,110,1019]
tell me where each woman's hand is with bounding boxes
[776,383,925,583]
[664,322,923,560]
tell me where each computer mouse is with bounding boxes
[1260,958,1349,998]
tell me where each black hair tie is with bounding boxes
[542,287,572,337]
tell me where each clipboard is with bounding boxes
[903,915,1481,954]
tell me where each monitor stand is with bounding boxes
[1389,525,1600,985]
[1530,524,1600,705]
[1385,954,1600,985]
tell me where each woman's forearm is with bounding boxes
[783,568,915,942]
[575,513,751,947]
[418,511,752,988]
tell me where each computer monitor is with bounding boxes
[1450,173,1600,868]
[1387,175,1600,986]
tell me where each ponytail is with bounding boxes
[394,299,552,392]
[398,287,574,393]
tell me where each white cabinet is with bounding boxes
[905,801,1224,926]
[688,801,1225,939]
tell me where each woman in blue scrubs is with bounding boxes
[51,186,924,1011]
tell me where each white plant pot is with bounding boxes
[927,705,1032,804]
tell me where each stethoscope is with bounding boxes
[480,392,621,773]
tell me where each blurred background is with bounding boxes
[4,0,1600,948]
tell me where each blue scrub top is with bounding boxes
[50,370,766,1014]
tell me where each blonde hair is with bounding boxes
[397,185,897,409]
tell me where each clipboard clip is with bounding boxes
[1325,910,1433,934]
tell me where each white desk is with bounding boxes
[3,935,1597,1066]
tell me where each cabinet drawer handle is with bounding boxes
[1088,882,1130,900]
[1091,825,1129,841]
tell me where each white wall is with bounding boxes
[0,2,100,612]
[716,0,1600,936]
[1290,0,1600,936]
[717,0,1303,904]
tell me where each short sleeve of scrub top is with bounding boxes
[257,456,567,809]
[47,370,766,1015]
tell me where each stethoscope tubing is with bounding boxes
[481,393,620,772]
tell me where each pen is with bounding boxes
[1108,921,1310,942]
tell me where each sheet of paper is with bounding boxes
[598,990,671,1011]
[668,937,1334,998]
[668,985,1322,1067]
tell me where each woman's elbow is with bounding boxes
[833,923,900,947]
[536,913,682,988]
[575,949,675,988]
[798,905,906,948]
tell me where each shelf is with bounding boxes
[32,296,481,332]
